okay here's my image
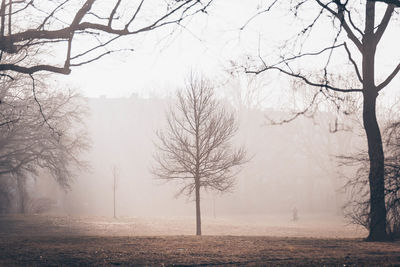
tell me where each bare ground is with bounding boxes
[0,214,399,266]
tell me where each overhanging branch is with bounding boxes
[248,66,362,93]
[0,0,213,75]
[0,63,71,74]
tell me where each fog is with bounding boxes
[30,94,363,223]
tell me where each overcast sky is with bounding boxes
[57,0,400,108]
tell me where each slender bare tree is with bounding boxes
[152,74,247,236]
[246,0,400,241]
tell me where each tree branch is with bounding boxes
[372,0,400,7]
[265,90,320,125]
[343,42,363,83]
[374,4,395,45]
[315,0,363,52]
[248,66,362,93]
[240,0,278,30]
[376,63,400,91]
[0,63,71,74]
[0,0,213,75]
[108,0,122,27]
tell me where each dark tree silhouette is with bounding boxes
[0,0,212,77]
[153,75,247,236]
[247,0,400,241]
[342,118,400,239]
[0,74,89,212]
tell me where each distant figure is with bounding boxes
[292,207,299,222]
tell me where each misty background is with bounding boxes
[3,0,399,232]
[27,92,364,220]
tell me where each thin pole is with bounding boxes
[113,166,116,219]
[213,194,216,219]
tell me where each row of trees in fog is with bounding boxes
[1,0,400,241]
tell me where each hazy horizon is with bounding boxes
[22,94,364,224]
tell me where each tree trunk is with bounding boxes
[16,175,26,214]
[195,178,201,236]
[363,91,388,241]
[362,2,388,241]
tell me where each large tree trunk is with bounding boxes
[362,2,388,241]
[195,178,201,236]
[363,91,388,241]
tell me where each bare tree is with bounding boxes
[0,0,213,78]
[0,87,89,185]
[342,117,400,239]
[0,73,89,212]
[246,0,400,241]
[152,74,247,236]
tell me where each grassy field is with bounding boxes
[0,214,399,266]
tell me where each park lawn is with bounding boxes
[0,215,399,266]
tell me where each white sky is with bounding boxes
[56,0,400,107]
[57,0,259,97]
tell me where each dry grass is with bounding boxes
[0,214,399,266]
